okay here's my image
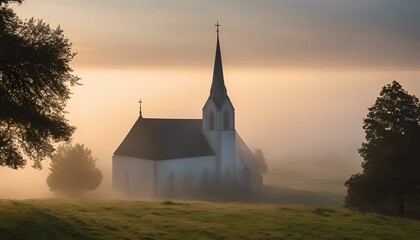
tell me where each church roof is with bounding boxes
[114,118,214,160]
[209,28,229,109]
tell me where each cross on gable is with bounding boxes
[138,99,143,116]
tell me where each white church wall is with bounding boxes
[236,133,263,190]
[234,137,264,191]
[203,99,235,131]
[202,100,217,130]
[202,130,221,185]
[112,155,155,198]
[155,155,216,197]
[235,154,254,190]
[203,127,236,188]
[221,99,235,130]
[235,154,246,172]
[220,130,236,187]
[202,130,220,154]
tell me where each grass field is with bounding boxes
[0,199,419,240]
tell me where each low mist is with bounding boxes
[1,69,419,203]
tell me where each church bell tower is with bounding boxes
[202,22,236,189]
[202,22,235,131]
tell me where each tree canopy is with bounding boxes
[254,149,268,174]
[345,81,420,217]
[47,143,102,197]
[0,0,78,169]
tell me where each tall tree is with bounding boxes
[0,0,78,169]
[345,81,420,217]
[47,143,102,197]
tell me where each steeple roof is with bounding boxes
[209,24,228,109]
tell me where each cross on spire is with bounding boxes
[210,21,227,109]
[138,98,143,117]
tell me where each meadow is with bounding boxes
[0,199,419,240]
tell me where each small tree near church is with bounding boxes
[345,81,420,217]
[254,149,268,174]
[47,143,102,197]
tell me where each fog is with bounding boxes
[1,69,419,200]
[2,0,419,201]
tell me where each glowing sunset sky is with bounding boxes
[11,0,420,70]
[1,0,419,197]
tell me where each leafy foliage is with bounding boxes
[254,149,268,174]
[345,81,420,217]
[0,0,78,169]
[47,144,102,197]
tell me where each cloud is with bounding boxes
[13,0,420,70]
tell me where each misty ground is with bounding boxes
[263,160,361,207]
[130,159,362,208]
[184,160,361,208]
[0,159,361,208]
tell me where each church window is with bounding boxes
[168,172,175,196]
[184,170,194,192]
[224,111,229,129]
[125,170,129,195]
[209,111,215,130]
[202,167,209,187]
[242,165,251,188]
[224,167,231,185]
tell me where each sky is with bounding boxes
[0,0,419,198]
[7,0,420,70]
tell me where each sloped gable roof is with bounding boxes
[114,118,214,160]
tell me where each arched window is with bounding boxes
[224,167,231,185]
[224,111,229,129]
[184,170,194,192]
[209,111,215,130]
[168,172,175,196]
[202,167,209,187]
[124,170,129,195]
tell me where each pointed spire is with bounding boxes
[210,21,228,109]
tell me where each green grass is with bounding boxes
[0,199,419,240]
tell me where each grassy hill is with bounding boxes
[0,199,419,240]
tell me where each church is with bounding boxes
[112,25,263,198]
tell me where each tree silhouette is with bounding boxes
[345,81,420,217]
[0,0,78,169]
[254,149,268,174]
[47,144,102,197]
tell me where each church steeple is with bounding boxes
[203,22,235,131]
[210,21,228,109]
